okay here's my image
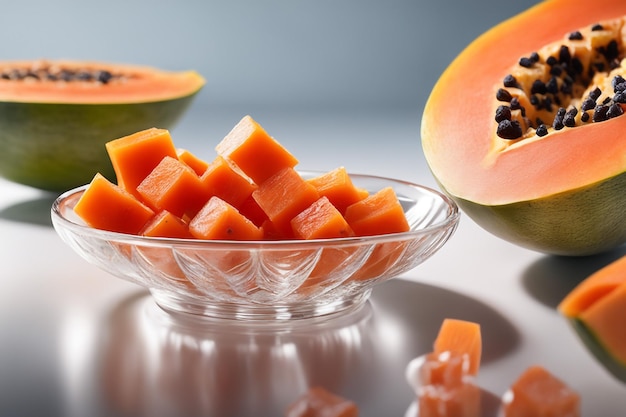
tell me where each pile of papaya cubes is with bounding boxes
[74,115,410,241]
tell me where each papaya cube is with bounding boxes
[136,156,209,219]
[215,115,298,184]
[416,351,481,417]
[252,167,319,237]
[344,187,410,236]
[433,319,482,376]
[306,167,369,214]
[291,196,355,240]
[73,173,154,234]
[177,148,210,176]
[140,210,193,239]
[200,156,257,208]
[285,386,358,417]
[189,196,263,241]
[105,128,178,196]
[502,366,580,417]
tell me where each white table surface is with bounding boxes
[1,107,624,416]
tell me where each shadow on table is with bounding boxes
[521,245,626,310]
[0,194,57,227]
[72,278,518,417]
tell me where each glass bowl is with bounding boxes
[51,172,460,321]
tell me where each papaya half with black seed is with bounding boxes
[421,0,626,255]
[558,255,626,383]
[0,60,204,192]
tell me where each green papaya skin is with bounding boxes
[0,94,199,193]
[569,318,626,383]
[440,171,626,256]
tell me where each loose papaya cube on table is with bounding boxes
[189,196,263,241]
[215,115,298,184]
[306,167,369,214]
[285,386,358,417]
[433,318,482,376]
[73,173,155,234]
[105,127,178,197]
[291,196,354,240]
[501,366,580,417]
[416,351,481,417]
[344,186,410,236]
[200,156,257,208]
[176,148,210,176]
[136,156,209,219]
[252,167,320,238]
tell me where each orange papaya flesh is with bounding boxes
[421,0,626,255]
[291,196,355,240]
[306,167,369,214]
[433,318,482,376]
[558,255,626,317]
[73,173,154,235]
[176,148,209,176]
[136,156,208,219]
[105,127,179,197]
[344,186,410,236]
[215,114,298,184]
[501,366,580,417]
[74,115,411,243]
[188,196,263,241]
[200,156,257,208]
[557,255,626,382]
[416,351,481,417]
[252,167,320,238]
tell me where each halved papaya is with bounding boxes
[421,0,626,255]
[0,60,204,191]
[558,255,626,383]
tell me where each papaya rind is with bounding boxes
[439,171,626,256]
[0,93,199,192]
[569,318,626,384]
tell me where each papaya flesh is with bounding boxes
[421,0,626,255]
[0,60,204,192]
[558,255,626,383]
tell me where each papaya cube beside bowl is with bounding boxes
[0,60,204,192]
[51,173,460,321]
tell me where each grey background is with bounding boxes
[0,0,539,119]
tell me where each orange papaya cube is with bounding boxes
[306,167,369,214]
[200,156,257,208]
[416,351,481,417]
[239,194,269,227]
[105,128,178,196]
[502,366,580,417]
[344,187,410,236]
[140,210,193,239]
[558,255,626,318]
[433,319,482,376]
[215,115,298,184]
[252,167,319,237]
[285,386,358,417]
[189,196,263,241]
[136,156,209,219]
[177,148,210,176]
[291,197,355,240]
[73,173,154,234]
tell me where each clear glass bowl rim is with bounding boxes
[51,171,460,251]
